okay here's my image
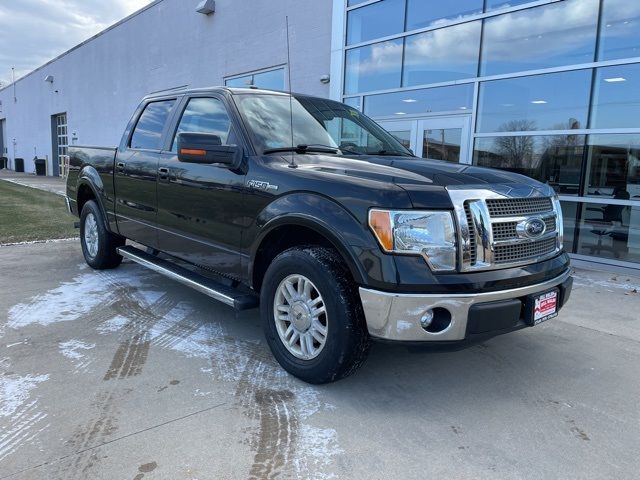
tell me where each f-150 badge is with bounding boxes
[247,180,279,191]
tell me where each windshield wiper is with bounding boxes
[263,144,339,155]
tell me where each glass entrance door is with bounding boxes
[379,115,471,164]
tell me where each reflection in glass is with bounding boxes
[171,98,231,152]
[403,22,481,86]
[476,70,592,133]
[585,134,640,200]
[364,84,473,117]
[347,0,368,6]
[485,0,534,11]
[576,202,640,263]
[598,0,640,61]
[130,100,175,150]
[347,0,405,45]
[344,39,403,94]
[387,130,412,150]
[474,135,586,195]
[406,0,483,31]
[560,201,577,253]
[590,64,640,129]
[343,97,362,111]
[480,0,599,76]
[423,128,462,162]
[225,69,285,90]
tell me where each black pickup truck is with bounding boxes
[66,87,572,384]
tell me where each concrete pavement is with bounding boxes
[1,240,639,479]
[0,171,65,196]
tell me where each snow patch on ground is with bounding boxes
[97,315,129,334]
[0,374,49,418]
[59,340,96,374]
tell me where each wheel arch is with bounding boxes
[76,167,111,232]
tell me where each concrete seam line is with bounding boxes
[0,401,228,479]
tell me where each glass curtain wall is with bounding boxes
[341,0,640,267]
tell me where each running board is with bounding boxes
[117,246,259,310]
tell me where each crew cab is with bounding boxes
[65,87,573,384]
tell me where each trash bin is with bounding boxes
[0,157,6,169]
[34,158,46,176]
[15,158,24,173]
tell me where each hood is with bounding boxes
[290,154,550,208]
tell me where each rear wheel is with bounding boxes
[260,246,371,384]
[80,200,124,270]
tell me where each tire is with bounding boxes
[260,246,371,384]
[80,200,125,270]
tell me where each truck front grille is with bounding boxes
[486,197,553,217]
[452,190,561,272]
[494,237,558,264]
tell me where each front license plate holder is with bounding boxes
[525,288,559,326]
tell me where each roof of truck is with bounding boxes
[143,86,293,101]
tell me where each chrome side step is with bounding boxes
[117,246,259,310]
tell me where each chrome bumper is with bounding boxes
[359,270,572,342]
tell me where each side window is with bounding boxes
[171,97,233,152]
[130,100,175,150]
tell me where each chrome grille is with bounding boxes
[449,188,561,272]
[492,221,518,241]
[486,197,553,217]
[494,237,557,264]
[464,202,477,264]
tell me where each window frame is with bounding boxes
[168,95,236,153]
[127,98,178,152]
[224,65,287,91]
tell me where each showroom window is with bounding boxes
[347,0,405,45]
[225,67,285,91]
[402,21,481,86]
[476,70,593,133]
[364,84,474,117]
[474,135,586,195]
[584,134,640,199]
[480,0,600,76]
[344,38,404,94]
[598,0,640,61]
[590,64,640,129]
[405,0,483,31]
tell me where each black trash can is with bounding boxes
[0,157,6,170]
[34,158,46,176]
[15,158,24,173]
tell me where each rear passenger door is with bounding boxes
[114,99,176,248]
[156,96,247,279]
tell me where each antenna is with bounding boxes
[285,16,297,168]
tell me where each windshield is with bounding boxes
[234,93,413,156]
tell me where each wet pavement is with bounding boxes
[1,240,639,479]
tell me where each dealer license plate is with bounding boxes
[527,289,559,326]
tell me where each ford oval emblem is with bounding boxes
[519,218,546,239]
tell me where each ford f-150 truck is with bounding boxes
[66,87,573,384]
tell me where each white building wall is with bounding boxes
[0,0,333,175]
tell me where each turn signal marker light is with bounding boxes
[180,148,206,156]
[369,209,393,251]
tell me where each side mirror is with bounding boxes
[177,132,243,169]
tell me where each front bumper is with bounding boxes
[359,269,572,342]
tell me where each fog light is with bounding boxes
[420,310,434,328]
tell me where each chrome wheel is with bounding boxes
[83,212,99,259]
[273,274,328,360]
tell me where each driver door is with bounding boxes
[156,96,247,279]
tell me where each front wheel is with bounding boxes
[80,200,125,270]
[260,246,371,384]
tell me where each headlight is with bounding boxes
[552,196,564,250]
[369,209,457,271]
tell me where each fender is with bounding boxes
[248,192,400,289]
[76,165,114,232]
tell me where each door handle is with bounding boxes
[158,167,169,180]
[116,162,125,172]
